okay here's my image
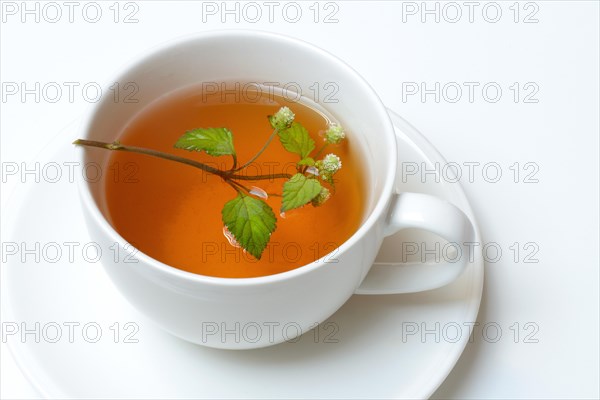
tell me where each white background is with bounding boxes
[1,1,598,398]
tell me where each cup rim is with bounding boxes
[76,29,397,287]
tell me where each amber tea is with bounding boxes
[103,85,366,278]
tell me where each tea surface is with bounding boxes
[105,86,366,278]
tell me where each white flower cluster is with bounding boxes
[321,154,342,173]
[315,153,342,184]
[311,187,331,207]
[324,123,346,144]
[269,106,295,130]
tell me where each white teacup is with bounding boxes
[76,30,475,349]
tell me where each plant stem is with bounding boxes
[234,128,278,172]
[226,180,242,194]
[73,139,292,181]
[228,172,292,181]
[73,139,226,177]
[314,143,329,158]
[228,179,251,194]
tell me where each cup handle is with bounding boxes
[355,192,476,294]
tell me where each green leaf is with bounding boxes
[174,128,235,157]
[278,122,315,159]
[282,173,322,212]
[298,157,315,166]
[221,193,277,260]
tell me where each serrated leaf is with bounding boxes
[298,157,315,166]
[278,122,315,159]
[174,128,235,157]
[282,173,322,212]
[221,193,276,260]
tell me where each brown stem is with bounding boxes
[73,139,292,181]
[227,172,292,181]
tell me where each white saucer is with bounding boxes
[1,110,483,399]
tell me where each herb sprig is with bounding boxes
[74,107,346,259]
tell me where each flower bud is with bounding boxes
[315,153,342,184]
[320,154,342,174]
[268,106,295,130]
[324,123,346,144]
[311,187,331,207]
